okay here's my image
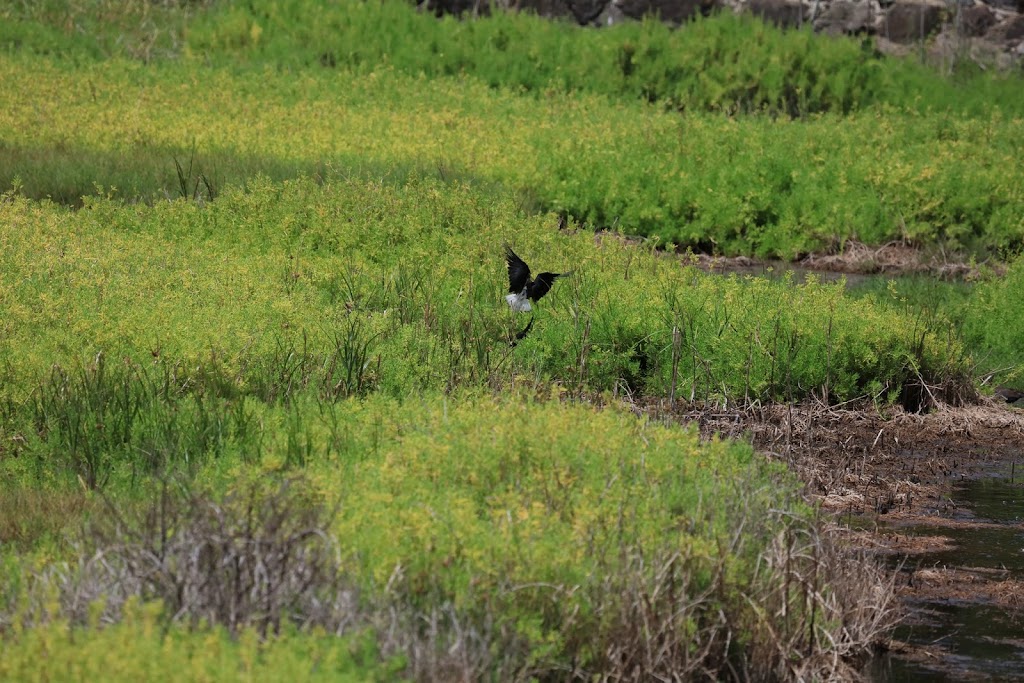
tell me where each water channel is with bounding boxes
[868,474,1024,680]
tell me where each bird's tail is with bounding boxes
[509,315,535,348]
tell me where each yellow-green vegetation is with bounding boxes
[0,179,965,414]
[847,261,1024,391]
[5,0,1024,116]
[0,599,401,682]
[962,255,1024,389]
[2,393,888,680]
[0,176,913,677]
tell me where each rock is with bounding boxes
[747,0,807,28]
[596,1,629,25]
[985,0,1024,11]
[881,1,946,43]
[985,13,1024,43]
[995,386,1024,403]
[515,0,578,19]
[958,4,996,37]
[1004,14,1024,41]
[614,0,718,23]
[564,0,609,23]
[813,0,877,35]
[422,0,490,16]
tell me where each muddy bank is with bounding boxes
[644,397,1024,676]
[649,398,1023,517]
[687,240,993,281]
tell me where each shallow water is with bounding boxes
[870,476,1024,680]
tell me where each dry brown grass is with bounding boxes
[15,479,349,636]
[0,485,93,551]
[583,522,900,682]
[800,240,985,279]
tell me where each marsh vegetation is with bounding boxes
[2,1,1023,679]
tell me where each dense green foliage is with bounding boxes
[962,256,1024,388]
[0,178,968,415]
[847,261,1024,390]
[1,393,863,679]
[0,175,933,677]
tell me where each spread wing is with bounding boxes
[527,272,564,302]
[505,246,531,294]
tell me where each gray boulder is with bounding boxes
[881,1,946,43]
[615,0,719,23]
[958,4,996,36]
[747,0,808,28]
[813,0,877,35]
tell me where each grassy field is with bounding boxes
[2,0,1023,679]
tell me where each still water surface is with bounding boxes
[870,477,1024,681]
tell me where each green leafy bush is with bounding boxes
[2,53,1022,257]
[6,0,1024,116]
[962,256,1024,389]
[182,2,1024,117]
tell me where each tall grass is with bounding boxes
[962,255,1024,389]
[848,266,1024,391]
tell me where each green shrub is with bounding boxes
[180,2,1024,117]
[2,54,1021,257]
[962,256,1024,389]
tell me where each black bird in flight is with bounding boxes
[504,246,569,313]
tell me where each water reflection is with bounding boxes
[871,477,1024,680]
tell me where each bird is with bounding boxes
[504,245,570,313]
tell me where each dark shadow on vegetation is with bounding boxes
[0,140,505,208]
